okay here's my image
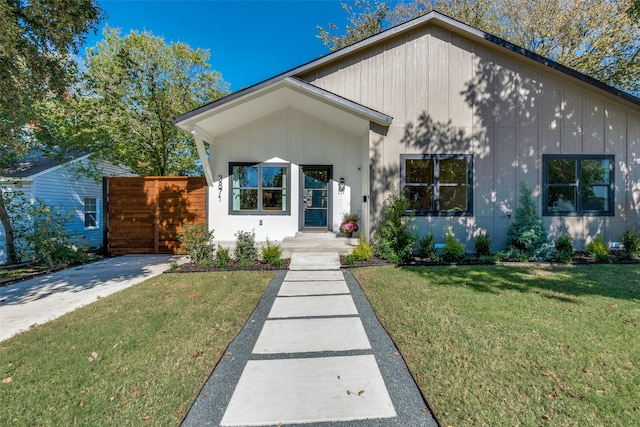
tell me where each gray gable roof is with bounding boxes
[1,152,89,178]
[175,10,640,126]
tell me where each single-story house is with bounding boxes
[174,11,640,251]
[0,152,135,263]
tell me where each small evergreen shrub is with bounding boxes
[620,228,640,259]
[215,245,230,268]
[177,223,214,265]
[506,181,552,261]
[352,234,374,262]
[416,233,436,259]
[261,238,284,267]
[478,255,497,265]
[234,230,258,265]
[442,228,465,262]
[343,254,357,266]
[554,233,574,263]
[512,250,529,262]
[373,190,416,263]
[586,236,611,263]
[474,231,492,257]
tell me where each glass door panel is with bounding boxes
[302,168,329,229]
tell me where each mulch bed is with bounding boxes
[169,258,291,273]
[167,252,640,273]
[341,252,640,269]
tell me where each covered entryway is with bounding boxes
[106,177,206,255]
[301,166,332,232]
[174,77,393,243]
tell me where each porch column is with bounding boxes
[193,132,214,187]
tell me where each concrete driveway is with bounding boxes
[0,255,184,342]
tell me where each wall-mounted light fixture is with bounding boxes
[338,177,345,194]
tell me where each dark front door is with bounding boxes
[301,166,331,231]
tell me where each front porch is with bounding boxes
[216,232,358,259]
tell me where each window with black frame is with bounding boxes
[230,163,289,214]
[543,155,614,216]
[401,154,472,216]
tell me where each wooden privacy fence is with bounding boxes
[106,177,206,255]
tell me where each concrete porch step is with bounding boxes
[280,232,358,257]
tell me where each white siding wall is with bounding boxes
[300,23,640,251]
[209,107,363,242]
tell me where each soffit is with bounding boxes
[176,78,392,139]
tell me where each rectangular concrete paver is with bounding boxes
[220,355,397,426]
[285,270,345,282]
[253,317,371,354]
[278,280,349,296]
[268,295,358,318]
[289,252,341,270]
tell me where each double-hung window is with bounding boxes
[230,163,289,214]
[401,154,473,216]
[84,197,98,228]
[543,155,614,216]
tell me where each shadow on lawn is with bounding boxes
[400,264,640,303]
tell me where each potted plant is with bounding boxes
[339,213,359,237]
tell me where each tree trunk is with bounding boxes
[0,192,18,264]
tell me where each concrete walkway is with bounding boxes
[0,255,184,342]
[182,252,439,426]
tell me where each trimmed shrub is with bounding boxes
[506,181,552,261]
[474,231,492,257]
[442,227,465,262]
[178,223,214,265]
[620,228,640,259]
[373,190,415,263]
[261,238,284,267]
[215,245,230,268]
[478,255,497,265]
[554,233,574,263]
[353,234,374,261]
[416,233,436,259]
[586,236,611,263]
[234,230,258,266]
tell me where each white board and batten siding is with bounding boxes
[209,107,364,242]
[299,22,640,251]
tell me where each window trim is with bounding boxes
[229,162,291,215]
[542,154,614,217]
[84,196,98,229]
[400,154,473,216]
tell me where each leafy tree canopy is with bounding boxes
[0,0,102,167]
[43,27,231,176]
[318,0,640,95]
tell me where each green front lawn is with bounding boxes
[0,271,273,426]
[355,264,640,426]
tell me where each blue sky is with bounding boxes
[84,0,359,91]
